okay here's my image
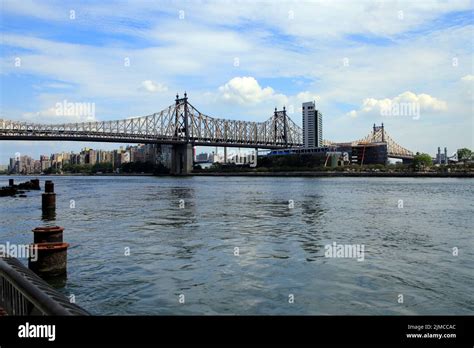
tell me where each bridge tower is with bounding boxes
[170,92,193,175]
[273,107,288,146]
[372,123,385,142]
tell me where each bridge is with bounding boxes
[0,93,302,174]
[324,123,414,161]
[0,93,414,173]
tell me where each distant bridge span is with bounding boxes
[324,124,414,160]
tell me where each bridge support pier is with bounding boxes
[171,143,193,175]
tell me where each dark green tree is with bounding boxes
[413,153,433,171]
[457,148,472,161]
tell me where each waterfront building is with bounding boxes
[40,155,51,172]
[33,160,41,173]
[7,155,37,174]
[268,143,388,165]
[302,101,323,148]
[86,149,97,165]
[156,144,172,168]
[4,143,177,173]
[144,144,158,163]
[350,143,388,165]
[211,152,225,163]
[20,155,35,174]
[113,150,122,169]
[196,152,209,162]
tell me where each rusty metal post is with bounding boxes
[45,180,54,193]
[28,242,69,278]
[42,193,56,210]
[42,181,56,211]
[32,226,64,243]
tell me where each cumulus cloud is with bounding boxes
[347,91,447,118]
[294,91,320,103]
[218,76,287,105]
[347,110,358,118]
[140,80,168,93]
[215,77,324,118]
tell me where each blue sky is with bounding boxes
[0,0,473,163]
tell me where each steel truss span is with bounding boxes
[0,95,302,149]
[324,125,414,159]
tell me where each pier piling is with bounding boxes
[28,242,69,278]
[45,180,54,193]
[32,226,64,243]
[42,181,56,211]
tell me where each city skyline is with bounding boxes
[3,143,257,174]
[1,0,473,163]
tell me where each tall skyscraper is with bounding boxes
[302,101,323,148]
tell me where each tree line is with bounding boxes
[44,161,169,174]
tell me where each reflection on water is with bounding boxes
[45,274,68,288]
[41,209,56,222]
[0,175,472,315]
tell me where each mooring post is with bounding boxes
[32,226,64,243]
[29,222,69,278]
[28,241,69,278]
[42,181,56,211]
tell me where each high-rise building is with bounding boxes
[144,144,157,163]
[302,101,323,148]
[8,158,19,174]
[19,155,35,174]
[40,155,51,172]
[196,152,209,162]
[87,149,97,165]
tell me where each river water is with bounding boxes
[1,175,473,315]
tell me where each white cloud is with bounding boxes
[3,1,471,41]
[36,82,74,90]
[347,91,447,118]
[347,110,358,118]
[218,77,287,105]
[1,0,61,20]
[294,91,320,103]
[140,80,168,93]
